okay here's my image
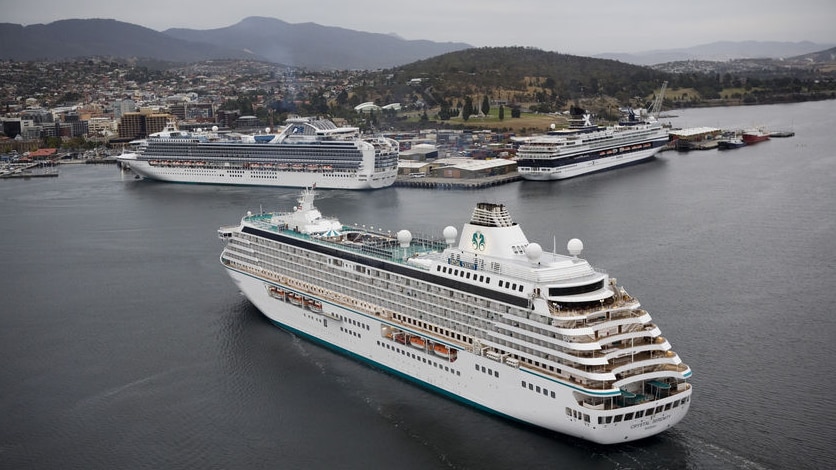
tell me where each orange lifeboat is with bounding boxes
[409,336,426,349]
[433,343,451,359]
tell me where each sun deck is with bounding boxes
[244,213,447,263]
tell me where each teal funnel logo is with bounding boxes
[472,231,486,251]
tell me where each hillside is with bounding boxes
[164,17,472,70]
[595,40,836,65]
[0,17,471,70]
[371,47,671,119]
[0,19,253,62]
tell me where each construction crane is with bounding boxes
[649,81,668,119]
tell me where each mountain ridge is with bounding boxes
[163,16,472,70]
[0,17,833,71]
[595,40,836,65]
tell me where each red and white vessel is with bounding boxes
[742,127,770,144]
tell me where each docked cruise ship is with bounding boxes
[117,117,399,189]
[515,108,670,180]
[218,189,692,444]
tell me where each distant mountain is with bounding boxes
[596,41,836,65]
[0,17,471,70]
[163,17,472,70]
[0,19,254,62]
[788,46,836,64]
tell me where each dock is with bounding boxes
[0,161,59,179]
[394,173,521,189]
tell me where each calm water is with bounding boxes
[2,101,835,469]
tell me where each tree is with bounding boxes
[462,96,474,121]
[481,95,490,116]
[498,105,505,121]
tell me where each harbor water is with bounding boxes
[1,100,834,469]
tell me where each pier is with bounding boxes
[0,161,59,179]
[394,173,521,189]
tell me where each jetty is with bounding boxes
[0,161,59,179]
[394,172,521,189]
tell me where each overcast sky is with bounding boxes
[2,0,834,55]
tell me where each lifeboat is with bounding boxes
[305,298,323,312]
[433,343,451,359]
[288,293,303,306]
[409,336,426,349]
[267,286,285,300]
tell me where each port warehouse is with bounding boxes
[668,127,723,144]
[398,157,517,179]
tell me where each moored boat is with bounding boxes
[742,127,770,144]
[514,107,669,180]
[717,138,747,150]
[117,117,398,189]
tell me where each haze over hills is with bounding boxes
[595,40,836,65]
[0,17,833,71]
[0,19,255,63]
[0,17,471,70]
[164,17,472,70]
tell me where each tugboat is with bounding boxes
[717,138,747,150]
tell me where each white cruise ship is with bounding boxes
[117,117,398,190]
[218,189,692,444]
[515,108,669,181]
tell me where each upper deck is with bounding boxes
[236,210,603,288]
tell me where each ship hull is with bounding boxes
[741,134,769,144]
[223,265,692,444]
[120,157,396,189]
[519,146,663,181]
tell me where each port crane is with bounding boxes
[649,81,668,119]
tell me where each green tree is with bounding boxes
[498,105,505,121]
[462,96,474,121]
[481,95,490,116]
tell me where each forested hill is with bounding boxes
[390,47,670,105]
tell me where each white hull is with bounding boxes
[224,266,691,444]
[520,146,662,181]
[119,157,396,190]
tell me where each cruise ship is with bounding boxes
[117,117,399,189]
[515,108,670,180]
[218,189,692,444]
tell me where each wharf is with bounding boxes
[394,172,521,189]
[0,161,58,179]
[0,170,58,179]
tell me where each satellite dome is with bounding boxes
[442,226,457,246]
[212,125,218,132]
[397,229,412,248]
[525,243,543,264]
[567,238,584,257]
